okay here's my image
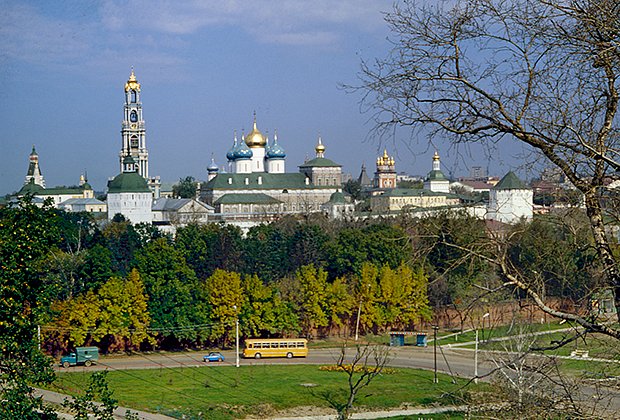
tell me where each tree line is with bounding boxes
[3,197,602,356]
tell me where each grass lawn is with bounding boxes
[51,365,483,419]
[435,321,568,346]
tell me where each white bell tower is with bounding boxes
[119,68,149,179]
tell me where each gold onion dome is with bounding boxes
[433,151,440,160]
[378,149,394,166]
[315,136,326,156]
[125,68,141,92]
[245,115,266,148]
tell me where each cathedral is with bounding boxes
[199,114,344,219]
[10,69,533,227]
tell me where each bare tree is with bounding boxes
[484,322,615,419]
[358,0,620,338]
[318,343,390,420]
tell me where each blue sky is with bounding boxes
[0,0,522,195]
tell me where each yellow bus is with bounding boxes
[243,338,308,359]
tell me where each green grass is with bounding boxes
[51,365,483,419]
[436,321,568,346]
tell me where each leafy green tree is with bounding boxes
[0,198,60,418]
[172,175,198,199]
[243,224,291,282]
[241,274,301,337]
[204,269,244,345]
[327,224,409,278]
[80,244,114,292]
[508,215,599,301]
[295,264,330,335]
[289,224,330,272]
[102,218,142,275]
[63,371,138,420]
[343,179,362,201]
[175,223,244,280]
[133,238,205,343]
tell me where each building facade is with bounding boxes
[201,117,342,219]
[107,155,153,224]
[423,152,450,193]
[486,171,533,224]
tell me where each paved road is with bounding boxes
[51,345,620,419]
[56,346,487,381]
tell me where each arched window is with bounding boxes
[131,135,139,148]
[130,110,138,122]
[130,90,137,103]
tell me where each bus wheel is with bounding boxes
[286,352,293,359]
[84,360,92,367]
[254,353,262,359]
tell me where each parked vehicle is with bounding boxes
[243,338,308,359]
[203,352,225,362]
[60,347,99,368]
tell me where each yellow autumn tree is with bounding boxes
[92,269,152,351]
[205,269,243,344]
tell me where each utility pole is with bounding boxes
[233,305,239,368]
[474,329,479,384]
[354,300,362,341]
[433,325,438,384]
[475,312,489,383]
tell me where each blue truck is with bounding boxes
[60,346,99,368]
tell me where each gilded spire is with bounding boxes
[125,67,141,92]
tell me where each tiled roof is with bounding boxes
[298,157,341,168]
[107,172,151,193]
[494,171,528,190]
[426,170,447,181]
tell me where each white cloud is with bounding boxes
[100,0,387,45]
[0,3,91,65]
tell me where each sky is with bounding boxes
[0,0,526,195]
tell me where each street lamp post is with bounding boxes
[354,299,362,341]
[432,325,439,384]
[233,305,239,368]
[354,283,370,341]
[474,312,490,384]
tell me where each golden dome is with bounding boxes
[125,68,141,92]
[315,136,326,157]
[377,149,394,166]
[433,151,440,160]
[245,114,266,148]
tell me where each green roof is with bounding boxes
[298,157,341,168]
[18,180,45,195]
[214,193,282,205]
[494,171,528,190]
[18,179,96,197]
[426,170,447,181]
[204,172,335,190]
[107,172,151,193]
[329,191,346,204]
